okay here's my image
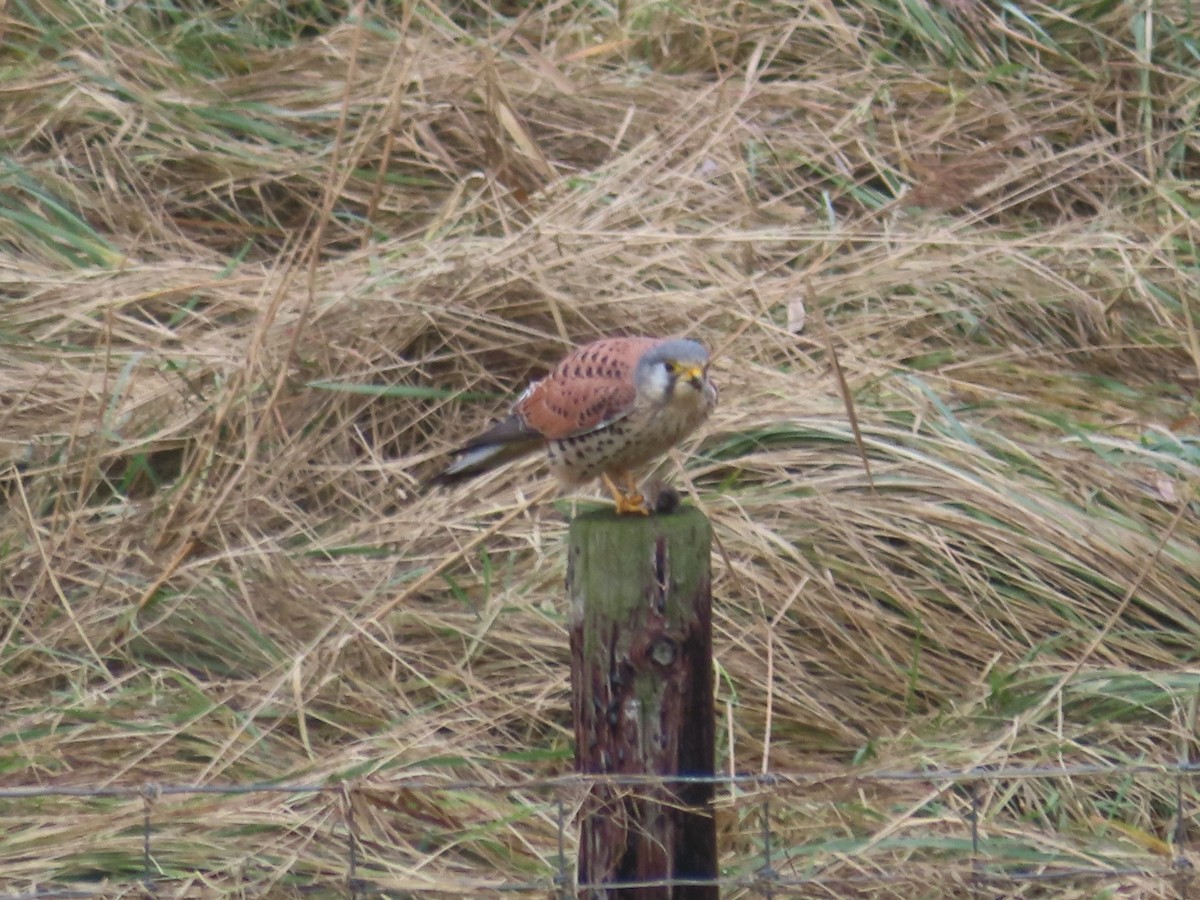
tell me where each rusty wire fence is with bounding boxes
[2,761,1198,898]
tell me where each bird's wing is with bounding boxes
[515,337,660,440]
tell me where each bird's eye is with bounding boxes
[663,360,678,373]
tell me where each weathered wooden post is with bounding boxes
[568,506,717,899]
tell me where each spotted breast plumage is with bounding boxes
[432,336,717,514]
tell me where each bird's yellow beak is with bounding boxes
[682,365,704,387]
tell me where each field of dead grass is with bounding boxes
[1,0,1198,896]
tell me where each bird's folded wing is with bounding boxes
[516,379,636,440]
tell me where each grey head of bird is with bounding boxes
[633,338,713,404]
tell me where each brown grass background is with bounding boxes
[1,0,1198,895]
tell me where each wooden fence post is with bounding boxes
[568,506,717,899]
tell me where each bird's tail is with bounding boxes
[427,414,542,487]
[429,439,541,486]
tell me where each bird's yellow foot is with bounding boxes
[602,473,651,516]
[614,491,650,515]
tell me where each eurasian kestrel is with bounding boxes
[432,336,717,514]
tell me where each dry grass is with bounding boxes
[1,0,1198,896]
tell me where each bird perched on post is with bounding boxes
[431,336,717,514]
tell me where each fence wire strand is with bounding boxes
[2,761,1196,898]
[3,759,1200,800]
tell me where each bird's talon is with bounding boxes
[614,492,650,516]
[603,472,650,515]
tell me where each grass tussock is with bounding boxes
[1,0,1198,895]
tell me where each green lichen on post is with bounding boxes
[568,505,716,898]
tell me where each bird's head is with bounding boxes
[635,338,713,404]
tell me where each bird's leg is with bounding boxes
[601,472,649,516]
[621,471,639,495]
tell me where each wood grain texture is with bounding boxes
[568,506,716,898]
